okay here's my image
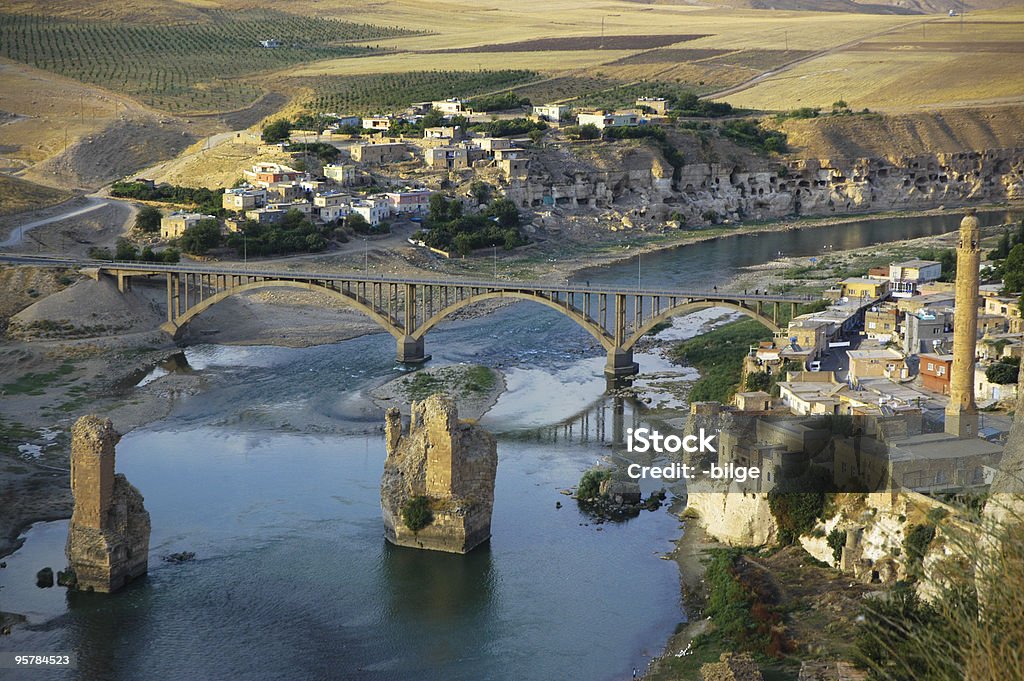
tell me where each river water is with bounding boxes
[0,209,1017,681]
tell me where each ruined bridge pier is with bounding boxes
[97,263,808,379]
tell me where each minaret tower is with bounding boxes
[945,209,981,439]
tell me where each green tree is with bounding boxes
[179,218,222,255]
[986,357,1020,385]
[469,180,491,205]
[135,205,162,233]
[485,197,520,229]
[261,118,292,144]
[115,237,138,261]
[1003,244,1024,292]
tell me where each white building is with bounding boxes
[432,98,465,115]
[576,111,639,130]
[533,104,570,122]
[362,116,392,131]
[350,197,389,226]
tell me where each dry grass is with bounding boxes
[0,175,70,215]
[722,10,1024,111]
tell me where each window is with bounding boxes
[938,366,946,375]
[927,362,934,371]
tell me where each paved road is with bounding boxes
[0,253,817,302]
[0,198,113,248]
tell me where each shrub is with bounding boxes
[904,523,937,574]
[986,357,1020,385]
[401,496,433,532]
[767,465,833,545]
[577,468,611,500]
[827,528,846,564]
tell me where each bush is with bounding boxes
[720,119,788,154]
[577,468,611,500]
[415,194,527,255]
[904,523,937,574]
[767,465,833,545]
[466,91,530,112]
[401,496,433,532]
[827,528,846,564]
[578,123,601,140]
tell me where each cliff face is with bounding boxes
[380,395,497,554]
[506,143,1023,225]
[65,415,150,593]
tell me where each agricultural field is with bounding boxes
[721,11,1024,111]
[0,10,413,113]
[293,70,540,115]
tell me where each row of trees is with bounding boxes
[112,181,224,216]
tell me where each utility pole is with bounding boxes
[784,30,788,52]
[637,252,641,291]
[493,244,497,280]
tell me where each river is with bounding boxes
[0,209,1017,681]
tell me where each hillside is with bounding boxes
[779,105,1024,159]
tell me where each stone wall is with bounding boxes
[380,395,497,553]
[65,415,150,593]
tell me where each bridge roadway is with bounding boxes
[1,254,817,378]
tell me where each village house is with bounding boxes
[532,104,570,122]
[431,98,464,115]
[324,163,357,186]
[863,303,899,341]
[264,182,304,202]
[976,364,1018,404]
[776,373,847,416]
[313,191,352,222]
[160,212,215,239]
[426,143,484,170]
[423,126,463,142]
[847,348,907,385]
[635,97,668,114]
[476,137,515,154]
[243,162,302,187]
[984,295,1023,332]
[919,353,954,394]
[384,188,432,216]
[576,111,639,130]
[978,333,1024,360]
[839,277,889,300]
[888,259,942,296]
[350,197,389,226]
[351,142,408,165]
[499,155,530,181]
[361,116,392,131]
[222,187,267,212]
[786,316,833,359]
[902,308,952,355]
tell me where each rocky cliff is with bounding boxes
[380,395,497,554]
[506,141,1023,226]
[65,415,150,593]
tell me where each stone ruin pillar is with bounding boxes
[380,394,497,553]
[65,415,150,593]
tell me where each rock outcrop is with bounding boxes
[65,415,150,593]
[505,144,1024,225]
[380,395,497,553]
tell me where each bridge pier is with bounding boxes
[605,347,639,378]
[397,335,431,365]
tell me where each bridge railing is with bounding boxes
[0,253,819,302]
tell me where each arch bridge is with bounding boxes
[92,261,815,378]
